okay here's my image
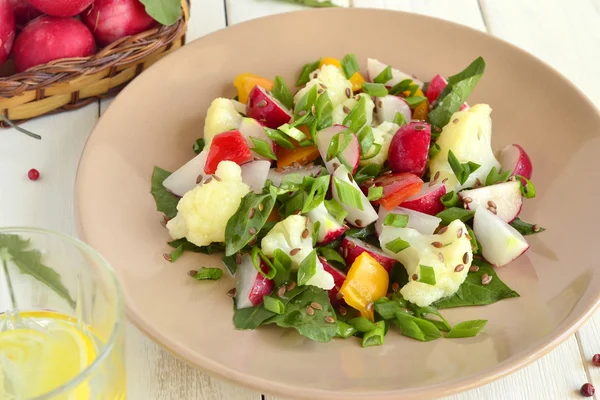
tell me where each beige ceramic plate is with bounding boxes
[76,8,600,400]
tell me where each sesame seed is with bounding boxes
[355,219,363,227]
[533,224,540,232]
[438,226,448,234]
[391,282,400,291]
[290,248,301,256]
[412,274,418,281]
[302,228,310,239]
[324,316,335,324]
[469,265,479,272]
[311,104,316,115]
[487,200,497,208]
[457,228,463,238]
[438,252,444,262]
[343,105,350,114]
[311,302,322,310]
[196,174,203,184]
[248,208,255,218]
[454,264,465,272]
[204,176,213,184]
[298,110,307,116]
[235,253,243,265]
[163,253,172,262]
[258,203,264,212]
[345,88,351,98]
[432,241,443,248]
[278,285,287,297]
[287,281,296,291]
[481,273,493,285]
[257,100,267,108]
[227,288,237,297]
[463,196,473,203]
[463,252,469,264]
[249,227,257,235]
[452,118,459,124]
[433,171,440,181]
[339,306,347,316]
[188,270,197,277]
[306,306,315,316]
[213,175,221,182]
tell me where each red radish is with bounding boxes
[341,236,396,273]
[426,74,469,109]
[400,182,446,215]
[459,181,523,223]
[204,130,252,174]
[0,0,15,66]
[81,0,156,46]
[375,95,411,125]
[371,172,423,210]
[235,254,274,309]
[246,85,292,129]
[315,125,360,174]
[13,17,95,73]
[267,164,323,187]
[473,207,529,267]
[240,160,271,193]
[367,58,424,88]
[9,0,41,28]
[332,165,378,228]
[28,0,93,17]
[388,122,431,176]
[162,151,208,197]
[498,144,533,180]
[238,117,275,160]
[306,202,347,245]
[375,206,441,236]
[320,257,347,306]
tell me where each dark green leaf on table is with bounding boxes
[510,218,545,235]
[191,267,222,281]
[151,166,179,219]
[193,138,205,154]
[168,239,225,254]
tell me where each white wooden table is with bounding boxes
[2,0,599,398]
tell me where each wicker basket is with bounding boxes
[0,1,189,127]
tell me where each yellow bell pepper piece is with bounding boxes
[405,88,429,121]
[276,133,320,168]
[233,73,274,104]
[339,252,389,321]
[320,57,365,93]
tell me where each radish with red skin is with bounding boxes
[315,125,360,174]
[370,172,423,210]
[13,17,96,73]
[238,117,276,160]
[81,0,156,46]
[367,58,424,89]
[235,254,274,309]
[306,202,347,245]
[204,130,252,174]
[400,182,446,216]
[9,0,41,28]
[331,164,378,228]
[162,150,208,197]
[375,206,441,236]
[426,74,469,110]
[246,85,292,129]
[388,122,431,177]
[267,165,323,187]
[341,236,396,273]
[498,144,533,180]
[459,181,523,223]
[375,95,411,125]
[28,0,93,17]
[240,160,271,193]
[320,257,347,306]
[0,0,15,66]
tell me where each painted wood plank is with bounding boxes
[226,0,349,25]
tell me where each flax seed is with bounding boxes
[457,228,463,238]
[487,200,497,208]
[278,285,287,297]
[290,248,301,256]
[324,316,335,324]
[235,253,243,265]
[163,253,172,262]
[481,273,493,285]
[311,302,322,310]
[248,208,256,218]
[469,265,479,272]
[412,274,418,281]
[434,171,440,181]
[454,264,465,272]
[249,227,257,235]
[188,270,197,277]
[463,252,469,264]
[196,174,203,184]
[463,196,473,203]
[391,282,400,291]
[345,88,352,98]
[306,306,315,316]
[287,281,296,291]
[227,288,236,297]
[258,203,264,212]
[432,241,443,248]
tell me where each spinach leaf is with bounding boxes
[225,186,277,256]
[510,218,545,235]
[151,166,179,219]
[233,305,275,330]
[394,311,442,342]
[193,138,205,154]
[434,259,519,309]
[272,76,294,109]
[345,224,375,240]
[446,319,487,338]
[222,254,238,275]
[168,239,225,254]
[436,207,474,225]
[317,247,346,266]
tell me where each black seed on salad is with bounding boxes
[248,227,257,235]
[248,237,257,246]
[311,302,322,310]
[481,273,493,286]
[227,288,236,297]
[469,265,479,272]
[345,88,351,98]
[188,270,198,277]
[290,248,301,256]
[339,306,347,316]
[533,224,541,232]
[433,171,440,181]
[431,242,443,248]
[453,118,459,124]
[343,105,350,114]
[196,174,203,184]
[298,110,307,116]
[487,200,496,208]
[248,208,255,218]
[204,176,213,184]
[278,285,286,297]
[442,178,448,184]
[287,281,296,291]
[463,196,473,203]
[463,252,470,264]
[324,316,335,324]
[455,264,465,273]
[355,219,363,227]
[428,180,438,187]
[306,306,315,316]
[302,228,310,239]
[391,282,400,292]
[320,83,327,89]
[412,274,418,281]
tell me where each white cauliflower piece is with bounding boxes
[379,220,472,307]
[167,161,249,247]
[429,104,500,191]
[204,98,243,147]
[294,65,352,108]
[306,255,335,290]
[359,121,399,167]
[332,93,375,127]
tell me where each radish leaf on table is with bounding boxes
[151,166,179,219]
[140,0,181,25]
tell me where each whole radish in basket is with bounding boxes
[81,0,156,46]
[13,17,96,72]
[9,0,42,28]
[27,0,94,17]
[0,0,15,66]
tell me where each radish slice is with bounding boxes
[341,236,396,272]
[246,86,292,129]
[320,257,347,306]
[162,151,208,197]
[332,165,378,228]
[235,254,274,309]
[376,206,441,236]
[367,58,424,88]
[306,202,347,245]
[238,117,275,160]
[497,144,533,180]
[375,95,411,125]
[400,182,446,216]
[241,160,271,193]
[315,125,360,174]
[459,181,523,223]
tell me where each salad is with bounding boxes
[151,54,544,346]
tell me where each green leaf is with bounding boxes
[434,259,520,308]
[341,53,360,79]
[139,0,181,25]
[314,91,334,132]
[168,239,224,254]
[467,226,480,255]
[333,177,364,210]
[360,143,382,161]
[357,126,375,155]
[266,286,337,342]
[225,187,277,256]
[324,199,348,224]
[335,321,358,338]
[343,96,368,133]
[388,79,412,96]
[151,166,179,219]
[193,138,205,155]
[349,316,377,333]
[302,175,330,213]
[373,66,393,84]
[354,164,381,184]
[264,127,295,150]
[410,305,451,332]
[250,137,277,160]
[0,234,75,307]
[297,250,318,286]
[429,57,485,130]
[510,218,545,235]
[428,142,441,159]
[392,112,407,127]
[440,191,461,208]
[345,224,376,240]
[168,245,184,263]
[436,207,475,225]
[272,249,293,286]
[191,267,223,281]
[222,254,237,275]
[317,247,346,266]
[394,311,442,342]
[485,167,512,186]
[272,76,294,109]
[383,213,409,228]
[418,265,436,285]
[385,237,410,253]
[263,296,286,314]
[233,305,275,330]
[446,319,488,338]
[374,297,410,320]
[294,85,319,117]
[362,83,388,97]
[447,150,480,185]
[362,320,386,347]
[312,221,320,247]
[251,246,276,279]
[404,96,427,108]
[367,186,383,201]
[407,84,419,97]
[326,131,352,162]
[517,175,536,198]
[297,59,321,86]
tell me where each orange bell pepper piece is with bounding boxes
[339,253,389,321]
[276,131,320,168]
[233,73,274,104]
[319,57,365,93]
[404,88,429,121]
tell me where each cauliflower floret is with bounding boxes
[260,215,334,290]
[429,104,500,191]
[204,98,243,147]
[294,65,352,108]
[167,161,249,247]
[359,121,399,167]
[332,93,375,127]
[379,220,472,307]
